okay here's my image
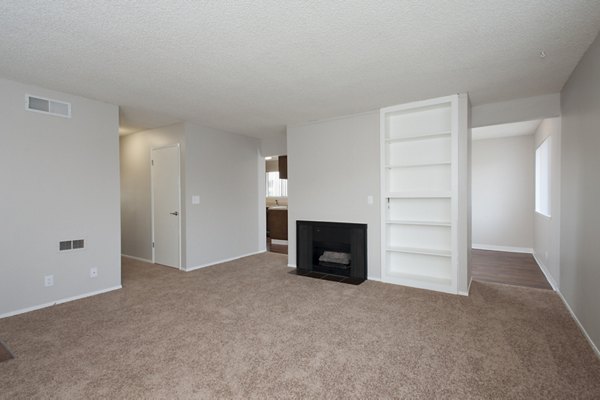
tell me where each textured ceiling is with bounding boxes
[472,120,542,140]
[1,1,599,138]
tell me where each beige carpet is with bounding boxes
[0,253,599,399]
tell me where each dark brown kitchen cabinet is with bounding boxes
[267,209,288,240]
[278,155,287,179]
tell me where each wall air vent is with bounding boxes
[25,95,71,118]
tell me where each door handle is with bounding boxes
[170,211,179,216]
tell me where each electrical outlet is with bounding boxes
[44,275,54,287]
[89,267,98,278]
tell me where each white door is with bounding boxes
[151,145,181,269]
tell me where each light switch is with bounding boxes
[192,195,200,205]
[367,195,374,205]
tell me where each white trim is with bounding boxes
[150,144,182,270]
[555,289,600,359]
[458,277,473,296]
[472,244,533,254]
[450,94,460,295]
[380,106,387,286]
[367,276,382,282]
[287,264,296,268]
[271,239,288,245]
[380,94,462,295]
[0,286,122,320]
[185,250,267,272]
[532,252,559,291]
[121,254,153,264]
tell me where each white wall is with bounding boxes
[0,78,121,317]
[120,123,264,270]
[560,32,600,353]
[120,124,186,263]
[471,135,534,251]
[184,123,263,268]
[471,93,561,128]
[533,118,561,288]
[260,132,286,157]
[287,112,381,278]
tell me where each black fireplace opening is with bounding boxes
[296,220,367,284]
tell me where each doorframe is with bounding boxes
[150,143,182,270]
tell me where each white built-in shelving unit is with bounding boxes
[380,94,469,294]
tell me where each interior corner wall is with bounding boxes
[533,117,561,289]
[257,154,267,253]
[471,135,534,251]
[287,112,381,278]
[0,78,121,317]
[119,123,186,264]
[184,123,263,269]
[560,31,600,352]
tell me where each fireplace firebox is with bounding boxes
[296,220,367,284]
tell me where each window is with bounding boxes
[266,171,287,197]
[535,137,551,217]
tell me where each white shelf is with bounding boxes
[386,191,451,199]
[386,272,452,287]
[385,161,450,169]
[385,131,450,143]
[381,94,467,295]
[386,246,451,257]
[386,220,451,227]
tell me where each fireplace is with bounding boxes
[296,220,367,284]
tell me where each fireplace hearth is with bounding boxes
[296,220,367,284]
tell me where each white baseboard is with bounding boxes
[271,239,288,245]
[0,285,122,320]
[287,264,296,268]
[472,244,533,254]
[186,250,267,272]
[530,253,598,359]
[121,254,153,264]
[555,289,600,359]
[532,252,559,291]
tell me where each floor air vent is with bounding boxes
[26,95,71,118]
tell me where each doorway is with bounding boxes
[470,119,554,289]
[265,155,288,255]
[151,144,182,268]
